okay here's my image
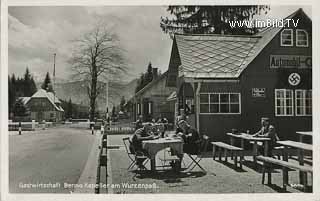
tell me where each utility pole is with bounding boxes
[106,80,109,120]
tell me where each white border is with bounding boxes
[1,1,320,201]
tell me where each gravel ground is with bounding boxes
[106,134,312,194]
[9,125,95,193]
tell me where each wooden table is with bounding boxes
[296,131,312,142]
[142,137,184,171]
[226,133,270,163]
[277,140,313,185]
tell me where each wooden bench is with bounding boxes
[256,156,313,191]
[211,142,244,169]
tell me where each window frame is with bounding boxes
[274,89,294,117]
[295,89,312,116]
[280,29,293,47]
[296,29,309,47]
[199,92,241,115]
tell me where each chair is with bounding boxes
[122,137,149,171]
[185,135,209,172]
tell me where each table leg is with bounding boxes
[299,135,303,143]
[230,137,235,159]
[253,141,258,163]
[264,141,269,156]
[298,149,305,185]
[283,146,289,186]
[150,158,156,172]
[241,139,244,149]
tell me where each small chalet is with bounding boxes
[25,89,64,122]
[166,9,312,142]
[133,70,176,123]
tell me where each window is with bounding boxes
[199,93,240,114]
[137,103,141,115]
[296,29,308,47]
[280,29,293,46]
[275,89,294,116]
[296,90,312,116]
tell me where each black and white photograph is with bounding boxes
[1,1,320,200]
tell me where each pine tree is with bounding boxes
[67,98,73,118]
[23,68,34,96]
[30,77,37,95]
[160,6,270,36]
[41,72,54,92]
[145,62,153,84]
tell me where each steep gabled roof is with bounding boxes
[135,71,172,97]
[173,8,311,79]
[31,89,64,112]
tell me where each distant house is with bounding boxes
[133,70,176,123]
[24,89,64,122]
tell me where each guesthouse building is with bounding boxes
[166,9,312,142]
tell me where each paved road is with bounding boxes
[9,126,95,193]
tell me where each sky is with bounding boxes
[8,5,312,83]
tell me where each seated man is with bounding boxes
[135,115,144,130]
[252,117,278,156]
[130,123,157,154]
[176,120,201,154]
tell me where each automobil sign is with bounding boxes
[270,55,312,68]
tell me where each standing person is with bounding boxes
[252,117,278,156]
[135,115,143,130]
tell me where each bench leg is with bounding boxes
[267,164,272,185]
[262,165,265,184]
[218,147,222,161]
[224,149,228,162]
[303,172,307,192]
[212,145,216,160]
[240,151,243,169]
[283,167,288,189]
[234,153,238,167]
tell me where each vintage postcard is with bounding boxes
[1,1,319,201]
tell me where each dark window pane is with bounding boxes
[220,94,229,103]
[200,94,209,103]
[230,94,239,103]
[286,107,292,115]
[210,94,219,103]
[230,104,239,113]
[286,99,292,106]
[306,91,312,99]
[306,107,312,115]
[306,99,311,107]
[200,104,209,113]
[210,104,219,113]
[297,107,302,115]
[220,104,229,113]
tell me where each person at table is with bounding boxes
[130,123,158,155]
[135,115,143,130]
[176,119,201,154]
[252,117,278,156]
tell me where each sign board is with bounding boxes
[270,55,312,68]
[252,88,266,98]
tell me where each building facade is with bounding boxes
[26,89,65,122]
[133,71,176,123]
[166,9,312,142]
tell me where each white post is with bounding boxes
[42,120,46,130]
[32,120,35,131]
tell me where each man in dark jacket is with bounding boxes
[253,117,278,156]
[176,120,201,154]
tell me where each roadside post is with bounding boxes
[18,122,22,135]
[91,121,95,135]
